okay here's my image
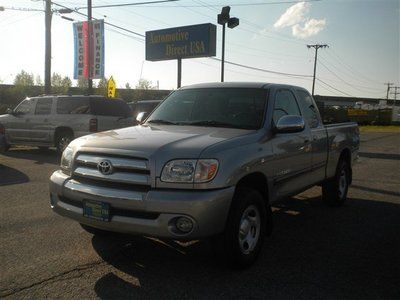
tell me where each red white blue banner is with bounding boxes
[73,20,105,79]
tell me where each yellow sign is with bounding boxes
[347,108,368,116]
[107,76,116,98]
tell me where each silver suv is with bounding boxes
[0,95,133,152]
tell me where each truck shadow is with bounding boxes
[0,164,29,186]
[91,196,400,299]
[2,147,59,165]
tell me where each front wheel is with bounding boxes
[220,188,268,269]
[322,159,350,206]
[56,132,73,154]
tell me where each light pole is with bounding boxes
[217,6,239,82]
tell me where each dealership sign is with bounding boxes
[73,20,105,79]
[145,23,216,61]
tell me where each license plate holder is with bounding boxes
[83,200,110,222]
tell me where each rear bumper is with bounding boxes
[49,170,234,239]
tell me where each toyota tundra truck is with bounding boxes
[49,82,359,268]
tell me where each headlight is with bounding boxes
[161,159,218,183]
[60,146,73,175]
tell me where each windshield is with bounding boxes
[146,88,267,129]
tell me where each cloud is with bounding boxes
[274,2,310,29]
[292,18,326,38]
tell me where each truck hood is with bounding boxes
[71,124,252,160]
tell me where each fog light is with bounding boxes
[175,217,193,233]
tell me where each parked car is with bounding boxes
[0,95,133,153]
[127,100,162,124]
[49,82,359,268]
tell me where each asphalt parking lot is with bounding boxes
[1,132,399,299]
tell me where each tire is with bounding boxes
[80,223,111,236]
[219,187,268,269]
[322,159,350,206]
[56,131,73,154]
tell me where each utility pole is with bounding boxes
[45,0,52,94]
[385,82,394,99]
[390,87,399,105]
[307,44,328,96]
[87,0,93,94]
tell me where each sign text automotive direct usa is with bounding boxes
[145,23,216,61]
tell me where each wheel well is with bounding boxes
[339,148,352,183]
[54,127,74,145]
[236,172,269,204]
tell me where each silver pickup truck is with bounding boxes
[49,82,359,268]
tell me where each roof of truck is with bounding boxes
[180,82,310,93]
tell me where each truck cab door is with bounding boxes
[295,89,328,184]
[270,89,313,198]
[7,98,36,143]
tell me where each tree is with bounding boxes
[135,79,154,90]
[14,70,34,86]
[96,77,108,96]
[52,73,72,94]
[35,75,43,86]
[97,77,108,89]
[76,77,88,88]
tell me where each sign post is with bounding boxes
[145,23,216,88]
[107,76,116,98]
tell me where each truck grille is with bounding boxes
[72,152,151,192]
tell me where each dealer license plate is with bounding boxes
[83,200,110,222]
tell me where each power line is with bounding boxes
[209,57,313,78]
[318,59,383,94]
[51,1,145,38]
[124,0,322,7]
[77,0,179,10]
[317,78,353,97]
[329,49,382,84]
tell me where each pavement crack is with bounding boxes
[1,260,107,297]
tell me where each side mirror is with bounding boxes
[136,111,149,124]
[274,115,305,133]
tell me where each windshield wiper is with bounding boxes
[147,119,178,125]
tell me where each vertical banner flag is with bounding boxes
[73,20,105,79]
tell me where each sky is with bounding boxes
[0,0,399,99]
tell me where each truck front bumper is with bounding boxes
[49,170,234,239]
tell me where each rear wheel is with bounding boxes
[322,159,350,206]
[219,188,268,269]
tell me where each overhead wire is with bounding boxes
[318,59,383,95]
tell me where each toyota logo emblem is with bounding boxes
[97,160,113,175]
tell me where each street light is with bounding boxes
[217,6,239,82]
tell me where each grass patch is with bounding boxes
[359,125,400,133]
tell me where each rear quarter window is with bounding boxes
[57,97,91,114]
[90,98,131,117]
